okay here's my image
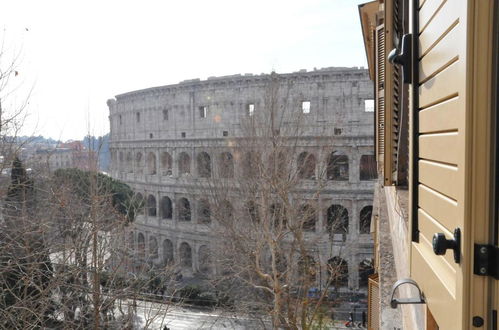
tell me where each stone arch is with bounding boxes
[135,152,143,174]
[360,155,377,180]
[178,152,191,175]
[137,232,145,259]
[178,197,191,221]
[198,245,211,273]
[126,151,133,173]
[270,203,287,228]
[327,152,349,180]
[360,205,373,234]
[119,152,124,170]
[161,152,173,176]
[219,152,234,178]
[359,259,374,287]
[300,204,317,232]
[328,257,348,287]
[163,239,174,265]
[160,196,172,220]
[147,151,157,175]
[179,242,192,268]
[149,236,158,259]
[147,194,157,217]
[128,231,134,252]
[268,151,287,179]
[326,204,349,235]
[197,199,211,224]
[217,200,233,222]
[297,152,316,179]
[197,152,212,178]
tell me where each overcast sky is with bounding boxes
[1,0,368,141]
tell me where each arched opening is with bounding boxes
[297,152,316,179]
[178,198,191,221]
[135,193,145,215]
[178,152,191,175]
[197,152,212,178]
[245,200,260,223]
[270,203,287,229]
[126,152,133,173]
[197,199,211,224]
[179,242,192,268]
[135,152,143,174]
[360,155,377,180]
[326,205,349,236]
[137,233,145,259]
[242,151,261,178]
[149,236,158,259]
[328,256,348,287]
[269,151,287,179]
[219,152,234,178]
[300,204,317,232]
[359,259,374,287]
[198,245,211,273]
[161,152,173,176]
[147,194,157,217]
[119,152,124,171]
[163,239,174,265]
[327,153,349,180]
[161,196,172,220]
[360,205,373,234]
[147,152,157,175]
[217,200,233,223]
[298,255,316,283]
[128,232,134,253]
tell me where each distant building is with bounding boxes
[30,141,97,172]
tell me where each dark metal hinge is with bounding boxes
[474,244,499,279]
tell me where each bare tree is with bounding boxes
[197,73,355,329]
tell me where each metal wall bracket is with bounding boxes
[474,244,499,279]
[388,33,413,83]
[390,278,425,308]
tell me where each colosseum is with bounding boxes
[107,67,375,292]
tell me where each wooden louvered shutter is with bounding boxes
[374,25,385,168]
[367,273,379,329]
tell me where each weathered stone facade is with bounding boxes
[108,67,375,290]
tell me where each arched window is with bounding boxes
[197,199,211,224]
[163,239,174,265]
[135,152,143,174]
[161,152,173,176]
[126,152,133,173]
[178,198,191,221]
[160,196,172,219]
[128,232,134,252]
[147,152,157,175]
[149,236,158,259]
[328,257,348,287]
[197,152,212,178]
[178,152,191,175]
[137,233,145,259]
[268,151,287,179]
[300,204,317,232]
[219,152,234,178]
[360,206,373,234]
[326,205,349,235]
[359,259,374,287]
[179,242,192,268]
[297,152,316,179]
[119,152,124,171]
[360,155,377,180]
[198,245,211,273]
[135,193,144,215]
[147,194,157,217]
[327,153,349,180]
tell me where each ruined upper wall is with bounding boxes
[107,67,374,142]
